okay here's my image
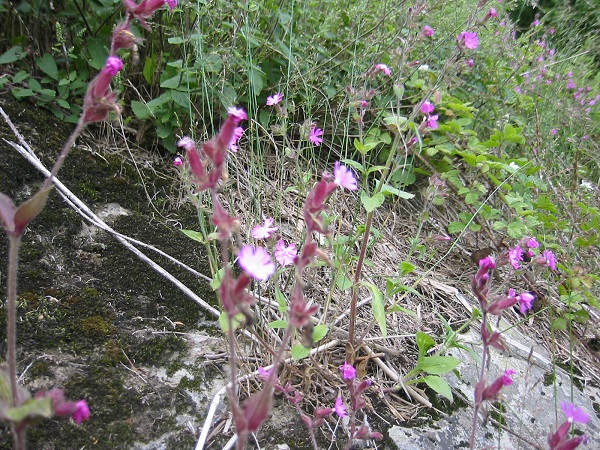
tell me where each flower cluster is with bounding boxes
[419,99,439,130]
[548,402,590,450]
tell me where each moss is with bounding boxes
[79,315,116,337]
[543,370,556,386]
[29,361,52,378]
[133,335,188,366]
[178,375,201,391]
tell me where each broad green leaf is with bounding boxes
[417,356,461,375]
[354,139,378,155]
[171,91,191,109]
[380,184,414,199]
[336,273,353,291]
[210,267,225,291]
[421,375,453,402]
[143,54,156,84]
[0,46,26,65]
[340,158,365,174]
[275,288,287,313]
[11,88,34,99]
[362,282,386,337]
[249,66,265,96]
[268,320,289,329]
[387,304,417,317]
[130,100,153,120]
[181,229,206,243]
[4,398,53,422]
[360,191,385,213]
[219,311,244,332]
[447,221,466,234]
[291,344,311,361]
[416,331,435,358]
[35,54,58,80]
[399,261,415,275]
[312,324,329,342]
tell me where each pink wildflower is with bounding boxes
[420,101,435,114]
[339,362,356,380]
[487,8,498,19]
[375,63,392,76]
[526,237,540,248]
[274,240,297,266]
[551,128,558,136]
[72,400,90,424]
[166,0,177,10]
[333,161,358,190]
[227,106,248,123]
[561,402,590,424]
[542,249,557,271]
[229,126,244,152]
[508,245,524,269]
[517,292,535,314]
[266,92,283,106]
[238,245,276,281]
[251,218,278,239]
[466,58,475,68]
[173,156,183,167]
[334,397,347,417]
[422,25,435,37]
[309,127,324,146]
[426,114,439,130]
[458,31,479,50]
[566,80,576,90]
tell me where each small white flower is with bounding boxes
[418,64,430,71]
[508,162,520,171]
[580,180,594,190]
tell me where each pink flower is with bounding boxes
[105,56,124,76]
[166,0,177,10]
[238,245,276,281]
[561,402,590,424]
[72,400,90,424]
[334,397,347,417]
[551,128,558,136]
[309,127,324,146]
[257,366,273,381]
[266,92,283,106]
[487,8,498,19]
[274,240,297,266]
[375,63,392,75]
[508,245,524,269]
[480,369,516,401]
[229,126,244,152]
[173,156,183,167]
[458,31,479,50]
[466,58,475,68]
[542,249,557,271]
[525,237,540,248]
[566,80,576,90]
[420,101,435,114]
[251,218,278,239]
[517,292,535,314]
[422,25,435,37]
[333,161,358,190]
[339,362,356,380]
[177,136,195,151]
[227,106,248,123]
[426,114,439,130]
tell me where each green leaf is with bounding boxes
[35,54,58,80]
[11,87,34,99]
[171,90,191,109]
[143,55,156,85]
[415,331,435,358]
[181,229,205,243]
[0,46,26,65]
[360,191,385,213]
[275,288,287,313]
[387,304,417,317]
[130,100,153,120]
[447,221,466,234]
[210,267,225,291]
[354,139,378,155]
[249,66,265,97]
[340,158,365,174]
[268,320,289,329]
[291,344,311,361]
[219,311,244,332]
[362,282,386,337]
[336,273,353,291]
[421,375,453,402]
[312,324,329,342]
[4,398,53,422]
[417,356,460,375]
[399,261,415,275]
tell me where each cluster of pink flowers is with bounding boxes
[506,236,557,271]
[420,100,439,130]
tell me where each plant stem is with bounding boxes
[470,312,489,450]
[7,235,21,408]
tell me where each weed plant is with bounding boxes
[0,0,598,449]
